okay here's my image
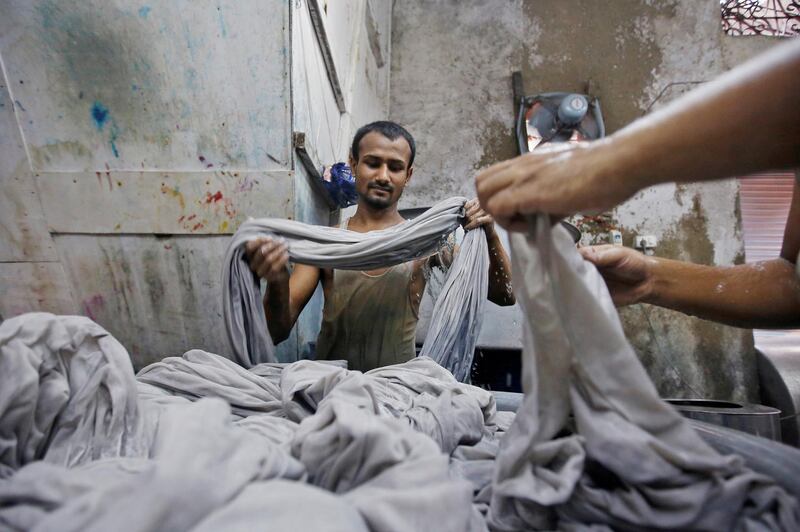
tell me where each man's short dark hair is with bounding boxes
[351,121,416,167]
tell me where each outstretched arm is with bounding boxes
[245,238,321,343]
[580,180,800,329]
[476,39,800,229]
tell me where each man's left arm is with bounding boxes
[464,199,516,306]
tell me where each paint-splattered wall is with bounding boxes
[0,0,392,368]
[390,0,782,402]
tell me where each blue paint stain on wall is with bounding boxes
[90,102,121,158]
[109,123,121,158]
[185,68,198,90]
[138,6,151,18]
[217,6,227,37]
[91,101,109,130]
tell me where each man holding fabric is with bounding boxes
[246,121,515,372]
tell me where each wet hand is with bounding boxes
[579,244,653,306]
[475,142,636,232]
[245,237,290,283]
[463,198,496,234]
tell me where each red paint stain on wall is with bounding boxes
[81,294,105,321]
[223,197,236,218]
[205,191,223,203]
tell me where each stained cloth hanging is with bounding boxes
[419,228,488,381]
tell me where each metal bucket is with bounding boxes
[665,399,781,441]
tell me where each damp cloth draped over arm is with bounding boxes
[222,196,490,379]
[489,215,800,531]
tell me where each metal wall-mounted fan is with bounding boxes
[512,72,605,155]
[511,72,606,243]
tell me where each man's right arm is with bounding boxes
[476,38,800,228]
[245,237,321,343]
[580,181,800,329]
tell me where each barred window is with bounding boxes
[721,0,800,36]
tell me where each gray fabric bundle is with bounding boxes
[0,313,496,531]
[0,313,148,477]
[489,215,800,531]
[222,196,489,382]
[137,348,285,418]
[0,397,308,532]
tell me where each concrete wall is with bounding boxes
[0,0,391,368]
[390,0,783,402]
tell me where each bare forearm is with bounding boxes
[264,279,294,343]
[606,40,800,192]
[645,257,800,329]
[485,228,515,305]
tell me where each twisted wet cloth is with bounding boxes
[222,196,488,381]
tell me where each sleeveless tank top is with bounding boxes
[315,219,419,371]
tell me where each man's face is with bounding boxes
[350,131,413,210]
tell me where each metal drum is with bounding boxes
[490,392,800,501]
[755,337,800,447]
[665,399,781,441]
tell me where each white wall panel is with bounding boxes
[293,2,345,167]
[37,170,294,234]
[292,0,391,169]
[0,70,58,261]
[53,234,233,368]
[0,0,291,172]
[0,262,78,318]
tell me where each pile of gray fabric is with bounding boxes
[0,313,504,531]
[222,196,488,381]
[2,204,799,530]
[490,215,800,530]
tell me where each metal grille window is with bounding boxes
[721,0,800,37]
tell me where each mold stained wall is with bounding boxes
[390,0,783,402]
[0,0,391,368]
